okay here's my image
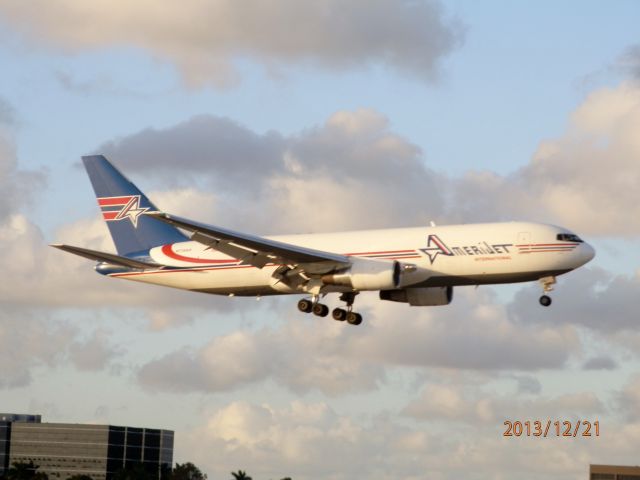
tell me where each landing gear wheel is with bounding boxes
[539,295,552,307]
[332,308,347,321]
[313,303,329,317]
[346,312,363,325]
[297,298,313,313]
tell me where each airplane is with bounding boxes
[52,155,596,326]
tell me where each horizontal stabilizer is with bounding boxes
[50,244,159,269]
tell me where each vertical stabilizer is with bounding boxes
[82,155,187,255]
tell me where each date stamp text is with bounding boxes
[503,420,600,438]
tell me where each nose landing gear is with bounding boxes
[539,295,552,307]
[538,276,556,307]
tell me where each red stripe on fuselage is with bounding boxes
[346,249,416,256]
[516,243,579,247]
[160,244,240,264]
[519,249,577,254]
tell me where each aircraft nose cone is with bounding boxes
[579,243,596,265]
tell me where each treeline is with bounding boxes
[0,462,291,480]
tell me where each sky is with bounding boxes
[1,1,640,479]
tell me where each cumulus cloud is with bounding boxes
[512,374,543,395]
[0,0,463,88]
[68,329,122,371]
[137,288,579,395]
[582,355,618,371]
[0,100,103,388]
[617,374,640,421]
[98,109,444,233]
[618,44,640,80]
[0,97,15,125]
[177,396,634,480]
[179,399,492,480]
[0,112,45,222]
[0,190,232,313]
[0,213,160,307]
[0,306,123,389]
[138,321,384,396]
[0,309,75,388]
[508,267,640,333]
[353,289,578,371]
[452,82,640,236]
[54,70,132,96]
[99,115,286,194]
[96,78,640,237]
[403,384,604,424]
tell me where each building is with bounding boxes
[0,414,42,478]
[590,464,640,479]
[0,414,173,480]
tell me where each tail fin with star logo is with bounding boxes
[82,155,187,256]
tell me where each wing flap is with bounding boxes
[149,212,350,270]
[51,244,158,269]
[190,231,276,268]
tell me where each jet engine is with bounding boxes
[321,257,429,291]
[379,286,453,306]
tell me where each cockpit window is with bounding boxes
[557,233,583,243]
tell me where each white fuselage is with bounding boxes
[103,222,595,297]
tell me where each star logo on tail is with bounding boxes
[114,196,148,227]
[98,195,149,227]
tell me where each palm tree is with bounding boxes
[231,471,252,480]
[171,463,207,480]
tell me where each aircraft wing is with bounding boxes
[149,212,350,273]
[51,244,159,269]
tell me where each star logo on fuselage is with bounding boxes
[420,234,454,264]
[115,196,148,227]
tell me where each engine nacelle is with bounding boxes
[379,286,453,306]
[322,257,399,290]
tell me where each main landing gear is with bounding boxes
[297,292,363,326]
[332,292,362,325]
[538,276,556,307]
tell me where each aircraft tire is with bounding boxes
[346,312,363,325]
[332,308,347,321]
[313,303,329,317]
[298,298,313,313]
[539,295,552,307]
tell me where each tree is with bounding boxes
[5,462,48,480]
[170,463,207,480]
[231,471,252,480]
[111,463,154,480]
